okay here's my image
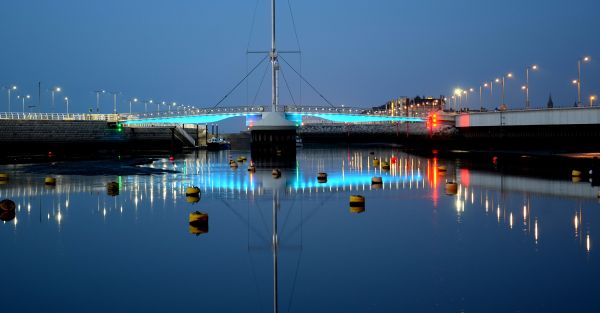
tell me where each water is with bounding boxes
[1,148,599,313]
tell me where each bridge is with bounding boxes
[120,105,426,126]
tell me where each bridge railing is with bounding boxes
[0,112,119,121]
[284,106,366,114]
[127,106,265,120]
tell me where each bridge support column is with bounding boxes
[250,112,297,168]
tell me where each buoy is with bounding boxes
[437,165,447,172]
[248,164,256,172]
[272,169,281,178]
[0,210,15,222]
[44,177,57,185]
[349,195,365,213]
[572,176,582,183]
[189,211,208,224]
[189,211,209,235]
[391,156,397,164]
[0,173,8,181]
[186,196,200,203]
[445,182,458,195]
[0,199,16,211]
[381,161,390,170]
[185,186,201,196]
[597,191,600,198]
[373,158,380,167]
[237,156,247,162]
[372,176,383,184]
[572,170,582,177]
[230,161,238,168]
[317,172,328,183]
[107,182,120,196]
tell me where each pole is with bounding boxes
[66,97,69,114]
[113,93,117,114]
[22,97,25,113]
[38,82,41,113]
[479,86,483,109]
[51,91,55,112]
[526,67,530,109]
[577,60,582,107]
[502,77,505,107]
[129,100,132,114]
[270,0,279,113]
[7,89,11,113]
[96,92,100,113]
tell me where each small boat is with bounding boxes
[207,137,231,151]
[295,135,303,148]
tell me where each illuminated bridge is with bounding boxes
[122,105,426,126]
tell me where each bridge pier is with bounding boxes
[250,112,297,168]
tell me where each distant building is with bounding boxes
[367,96,445,117]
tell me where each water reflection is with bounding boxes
[1,148,599,312]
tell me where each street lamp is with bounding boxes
[4,85,17,112]
[94,89,106,113]
[160,101,166,112]
[500,73,513,108]
[576,56,591,106]
[51,86,62,112]
[17,94,31,113]
[109,91,121,114]
[129,98,138,114]
[525,65,538,109]
[591,95,597,107]
[453,88,463,111]
[64,97,70,114]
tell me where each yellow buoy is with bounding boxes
[0,210,15,222]
[230,161,239,168]
[373,158,380,167]
[437,165,447,172]
[572,176,582,183]
[248,164,256,172]
[572,170,582,177]
[371,176,383,184]
[445,182,458,195]
[0,173,8,181]
[349,195,365,213]
[186,196,200,203]
[189,211,209,235]
[107,182,120,196]
[272,169,281,178]
[381,161,390,170]
[317,172,327,183]
[44,177,57,185]
[189,211,208,224]
[0,199,16,211]
[185,186,201,196]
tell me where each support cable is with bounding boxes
[280,55,336,108]
[212,55,269,108]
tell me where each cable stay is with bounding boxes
[279,55,337,108]
[212,54,269,108]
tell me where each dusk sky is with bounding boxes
[2,0,599,129]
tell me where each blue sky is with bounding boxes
[1,0,599,129]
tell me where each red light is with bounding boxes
[169,156,175,161]
[48,151,53,157]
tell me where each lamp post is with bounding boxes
[94,89,106,113]
[17,94,31,113]
[591,95,597,107]
[4,85,17,112]
[521,85,528,107]
[170,102,176,113]
[500,73,513,108]
[109,91,120,114]
[64,96,70,114]
[525,65,538,109]
[454,88,463,111]
[159,101,165,113]
[129,98,138,114]
[576,56,591,107]
[51,86,62,112]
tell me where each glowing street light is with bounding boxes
[453,88,463,111]
[64,96,70,114]
[591,95,597,107]
[576,56,592,106]
[499,73,513,108]
[4,85,18,112]
[50,86,62,112]
[94,89,106,113]
[128,98,138,114]
[525,65,538,109]
[17,94,31,113]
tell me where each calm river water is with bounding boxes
[1,147,599,313]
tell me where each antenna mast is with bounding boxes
[271,0,279,112]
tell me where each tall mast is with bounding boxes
[271,0,279,112]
